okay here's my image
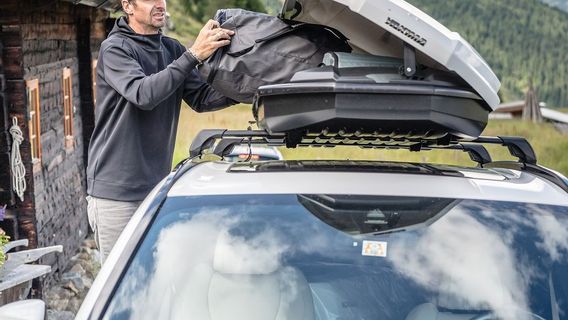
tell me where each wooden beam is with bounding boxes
[3,47,23,80]
[1,25,22,47]
[6,80,25,114]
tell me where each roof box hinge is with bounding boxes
[403,43,417,78]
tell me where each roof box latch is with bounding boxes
[403,43,417,78]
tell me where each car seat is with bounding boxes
[179,234,315,320]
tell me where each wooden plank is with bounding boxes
[20,3,75,25]
[0,0,19,8]
[91,21,107,41]
[21,24,75,41]
[0,2,19,25]
[17,219,38,250]
[6,80,25,113]
[0,264,51,292]
[0,129,7,154]
[0,25,22,47]
[0,151,14,206]
[0,282,31,305]
[0,16,19,25]
[3,47,23,80]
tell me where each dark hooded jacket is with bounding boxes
[87,17,234,201]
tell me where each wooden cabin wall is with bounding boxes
[0,37,13,207]
[0,0,109,291]
[0,0,39,257]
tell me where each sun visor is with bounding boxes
[281,0,501,110]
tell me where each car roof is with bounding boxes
[167,160,568,206]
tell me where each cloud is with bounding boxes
[105,208,312,320]
[390,208,532,320]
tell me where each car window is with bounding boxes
[103,195,568,320]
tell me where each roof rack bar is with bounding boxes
[189,129,227,158]
[429,143,492,166]
[189,129,536,165]
[470,136,537,165]
[213,138,246,157]
[190,130,491,166]
[460,143,492,165]
[190,130,285,158]
[206,139,491,165]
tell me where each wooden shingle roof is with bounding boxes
[60,0,121,11]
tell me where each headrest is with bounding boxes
[213,229,287,275]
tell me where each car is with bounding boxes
[75,0,568,319]
[225,145,283,162]
[77,131,568,320]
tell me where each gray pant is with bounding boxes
[86,196,142,263]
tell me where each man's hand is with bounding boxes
[189,20,234,61]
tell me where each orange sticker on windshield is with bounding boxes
[362,240,387,257]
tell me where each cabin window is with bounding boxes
[26,79,41,163]
[63,67,74,149]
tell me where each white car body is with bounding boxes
[77,160,568,319]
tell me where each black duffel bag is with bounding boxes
[198,9,352,104]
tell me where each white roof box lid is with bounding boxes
[281,0,501,110]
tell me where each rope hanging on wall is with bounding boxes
[9,117,26,202]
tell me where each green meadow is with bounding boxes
[173,103,568,176]
[167,0,568,175]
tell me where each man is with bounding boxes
[86,0,235,262]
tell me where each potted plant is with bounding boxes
[0,205,9,269]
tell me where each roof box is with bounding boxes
[254,53,490,141]
[253,0,500,143]
[279,0,501,109]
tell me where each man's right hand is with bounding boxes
[189,20,235,62]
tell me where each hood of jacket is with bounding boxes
[108,16,163,51]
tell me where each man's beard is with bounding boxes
[150,8,166,29]
[151,20,166,28]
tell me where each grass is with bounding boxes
[165,0,568,175]
[173,103,256,166]
[173,104,568,175]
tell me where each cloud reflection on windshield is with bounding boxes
[473,202,568,263]
[103,198,567,320]
[104,210,313,320]
[390,207,532,320]
[530,205,568,262]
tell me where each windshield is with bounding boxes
[103,195,568,320]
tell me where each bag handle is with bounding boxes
[226,20,350,58]
[285,21,349,42]
[254,21,349,44]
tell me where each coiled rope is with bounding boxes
[9,117,26,201]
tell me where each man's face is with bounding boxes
[123,0,167,33]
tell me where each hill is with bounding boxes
[164,0,204,46]
[406,0,568,108]
[166,0,568,108]
[540,0,568,12]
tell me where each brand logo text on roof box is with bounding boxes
[386,17,427,46]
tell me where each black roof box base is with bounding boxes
[255,90,489,141]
